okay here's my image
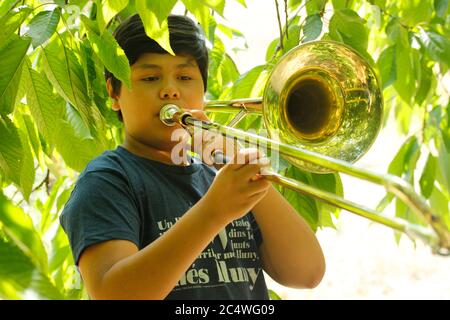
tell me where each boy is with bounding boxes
[60,14,325,300]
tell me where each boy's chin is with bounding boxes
[158,135,190,150]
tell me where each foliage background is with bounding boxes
[0,0,448,299]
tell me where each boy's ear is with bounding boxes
[106,78,121,112]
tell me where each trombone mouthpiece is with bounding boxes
[159,104,181,126]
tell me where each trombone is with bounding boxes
[159,40,450,255]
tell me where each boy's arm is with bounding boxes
[252,185,326,289]
[79,196,226,300]
[79,149,270,300]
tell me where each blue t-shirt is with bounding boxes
[60,146,269,299]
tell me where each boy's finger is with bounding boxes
[238,162,272,181]
[190,109,210,122]
[227,148,259,169]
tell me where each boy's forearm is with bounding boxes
[252,185,326,288]
[97,198,225,299]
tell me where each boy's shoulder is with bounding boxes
[84,147,121,170]
[79,146,217,183]
[79,147,131,179]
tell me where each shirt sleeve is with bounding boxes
[59,169,140,266]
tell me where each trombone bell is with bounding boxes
[284,72,344,142]
[263,41,383,173]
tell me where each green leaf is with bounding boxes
[0,35,31,115]
[306,0,326,14]
[284,24,301,53]
[182,0,211,40]
[26,8,61,48]
[49,226,71,273]
[385,18,409,48]
[236,113,262,132]
[199,0,225,16]
[223,65,266,100]
[331,0,345,9]
[78,37,111,115]
[0,192,48,273]
[139,0,178,24]
[415,58,433,106]
[23,59,65,146]
[397,0,433,26]
[436,130,450,191]
[40,176,66,234]
[388,136,420,181]
[288,0,303,10]
[368,0,386,10]
[0,0,21,19]
[21,111,42,162]
[56,186,73,213]
[265,38,281,63]
[14,103,46,168]
[395,195,423,232]
[80,15,131,88]
[208,36,239,99]
[41,37,95,129]
[282,167,319,231]
[419,30,450,68]
[332,0,355,9]
[377,45,396,89]
[419,154,436,199]
[268,289,282,300]
[54,119,101,172]
[233,0,247,8]
[216,23,233,39]
[0,237,63,299]
[434,0,449,18]
[13,112,35,201]
[311,172,342,228]
[0,280,21,299]
[136,0,177,55]
[38,129,52,158]
[0,6,31,45]
[216,23,245,43]
[329,9,368,54]
[376,193,394,212]
[96,0,129,31]
[303,14,323,42]
[65,103,92,139]
[393,99,412,135]
[429,186,450,228]
[78,38,95,101]
[393,45,416,105]
[0,116,23,186]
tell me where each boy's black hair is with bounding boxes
[105,14,209,121]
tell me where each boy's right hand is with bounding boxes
[203,148,272,225]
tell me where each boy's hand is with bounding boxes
[188,110,239,167]
[203,148,272,225]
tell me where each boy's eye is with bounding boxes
[179,76,192,80]
[143,76,159,81]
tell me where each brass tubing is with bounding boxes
[159,105,450,254]
[265,170,439,247]
[204,98,263,113]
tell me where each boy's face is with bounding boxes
[109,52,205,152]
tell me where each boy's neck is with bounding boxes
[122,136,190,166]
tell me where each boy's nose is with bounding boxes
[160,87,180,100]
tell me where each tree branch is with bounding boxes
[274,0,284,51]
[284,0,289,39]
[15,169,50,207]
